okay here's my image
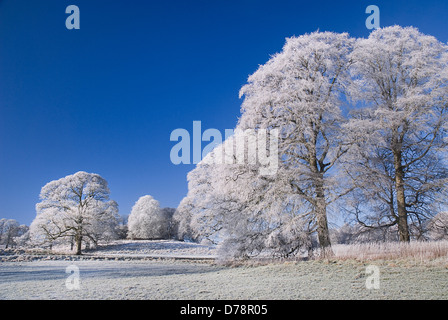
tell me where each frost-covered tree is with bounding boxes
[345,26,448,241]
[0,219,28,249]
[159,207,178,239]
[174,154,223,243]
[176,125,318,258]
[30,171,119,255]
[236,31,355,255]
[176,32,355,258]
[428,212,448,240]
[127,195,166,239]
[174,196,197,242]
[115,215,129,240]
[176,27,448,259]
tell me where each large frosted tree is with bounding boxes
[176,31,355,258]
[345,26,448,241]
[30,171,119,255]
[237,31,354,255]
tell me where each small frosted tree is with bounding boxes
[127,195,165,239]
[30,171,119,255]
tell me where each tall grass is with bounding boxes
[331,240,448,261]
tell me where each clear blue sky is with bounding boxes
[0,0,447,225]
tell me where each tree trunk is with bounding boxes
[75,233,83,255]
[309,134,333,257]
[315,176,333,257]
[315,194,333,257]
[394,151,410,242]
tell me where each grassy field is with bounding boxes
[1,258,447,300]
[1,240,447,300]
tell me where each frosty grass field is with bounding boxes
[1,240,447,300]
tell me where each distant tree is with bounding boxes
[115,215,129,240]
[174,198,194,242]
[0,219,28,248]
[127,195,165,239]
[330,222,399,244]
[0,218,7,246]
[428,212,448,240]
[30,171,120,255]
[159,207,177,239]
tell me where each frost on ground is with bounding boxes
[0,240,217,262]
[1,240,447,300]
[0,259,447,300]
[89,240,216,259]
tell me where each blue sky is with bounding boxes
[0,0,447,225]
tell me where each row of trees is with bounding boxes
[173,26,448,259]
[6,26,448,260]
[4,165,448,257]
